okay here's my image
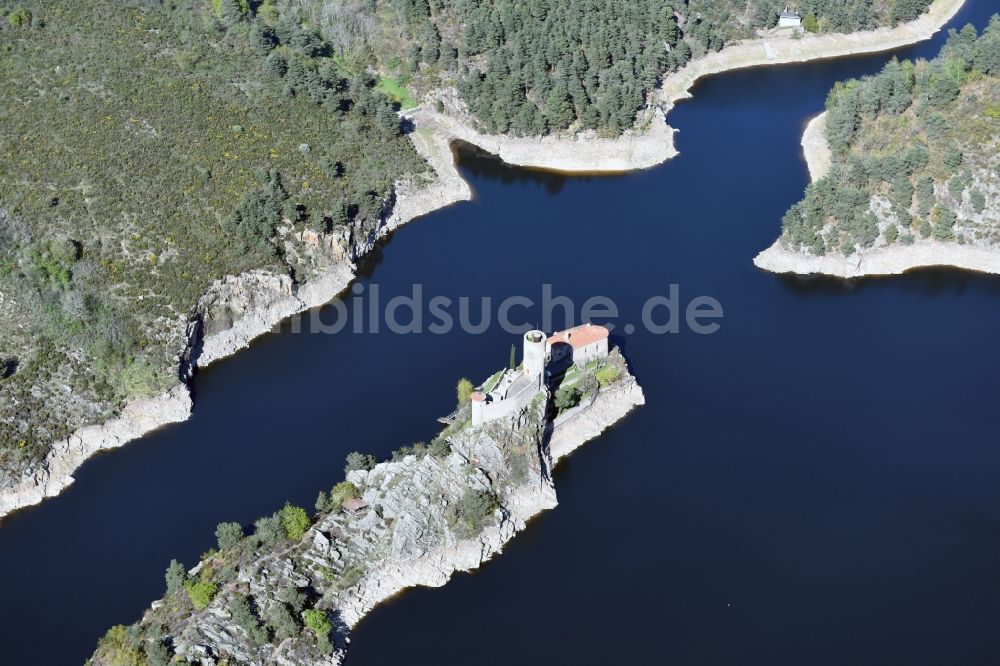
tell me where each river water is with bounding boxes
[2,2,999,663]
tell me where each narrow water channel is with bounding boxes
[1,2,998,663]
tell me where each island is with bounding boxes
[87,327,644,665]
[755,17,1000,277]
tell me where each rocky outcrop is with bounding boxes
[754,239,1000,277]
[800,113,832,182]
[0,384,191,518]
[91,358,642,666]
[410,105,678,173]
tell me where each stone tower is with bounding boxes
[523,330,547,384]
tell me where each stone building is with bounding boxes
[471,324,610,426]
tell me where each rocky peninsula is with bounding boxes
[755,114,1000,277]
[88,349,644,666]
[755,17,1000,279]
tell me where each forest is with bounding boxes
[298,0,934,136]
[0,0,426,480]
[780,17,1000,256]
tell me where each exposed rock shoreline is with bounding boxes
[90,360,643,665]
[753,107,1000,278]
[337,372,645,633]
[0,0,965,520]
[422,0,965,174]
[0,119,471,522]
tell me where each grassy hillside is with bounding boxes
[780,17,1000,256]
[0,0,426,483]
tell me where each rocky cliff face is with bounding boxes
[89,355,643,666]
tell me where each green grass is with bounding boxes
[376,75,418,110]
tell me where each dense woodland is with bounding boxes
[298,0,934,136]
[780,18,1000,256]
[0,0,426,478]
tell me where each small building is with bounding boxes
[778,8,802,28]
[343,498,369,514]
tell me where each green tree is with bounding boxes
[802,15,820,33]
[303,608,334,654]
[165,559,187,595]
[344,451,376,474]
[266,603,301,642]
[543,83,575,130]
[230,594,270,645]
[280,503,311,540]
[509,344,516,369]
[215,521,244,551]
[883,224,899,244]
[971,189,986,214]
[555,385,581,411]
[456,378,474,405]
[254,513,286,547]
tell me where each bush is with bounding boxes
[594,366,620,388]
[254,513,285,547]
[185,579,217,610]
[971,189,986,213]
[456,377,474,405]
[94,625,143,666]
[344,451,376,474]
[450,488,500,538]
[215,521,244,551]
[428,437,451,457]
[280,502,311,540]
[328,481,358,512]
[391,441,427,461]
[303,608,334,654]
[555,386,582,411]
[7,7,31,28]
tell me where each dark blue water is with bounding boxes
[3,2,999,663]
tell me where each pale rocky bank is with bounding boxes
[0,114,472,521]
[88,351,644,665]
[417,0,966,174]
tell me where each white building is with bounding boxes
[470,324,610,426]
[778,8,802,28]
[546,323,610,368]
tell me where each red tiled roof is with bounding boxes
[470,391,486,402]
[548,323,609,349]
